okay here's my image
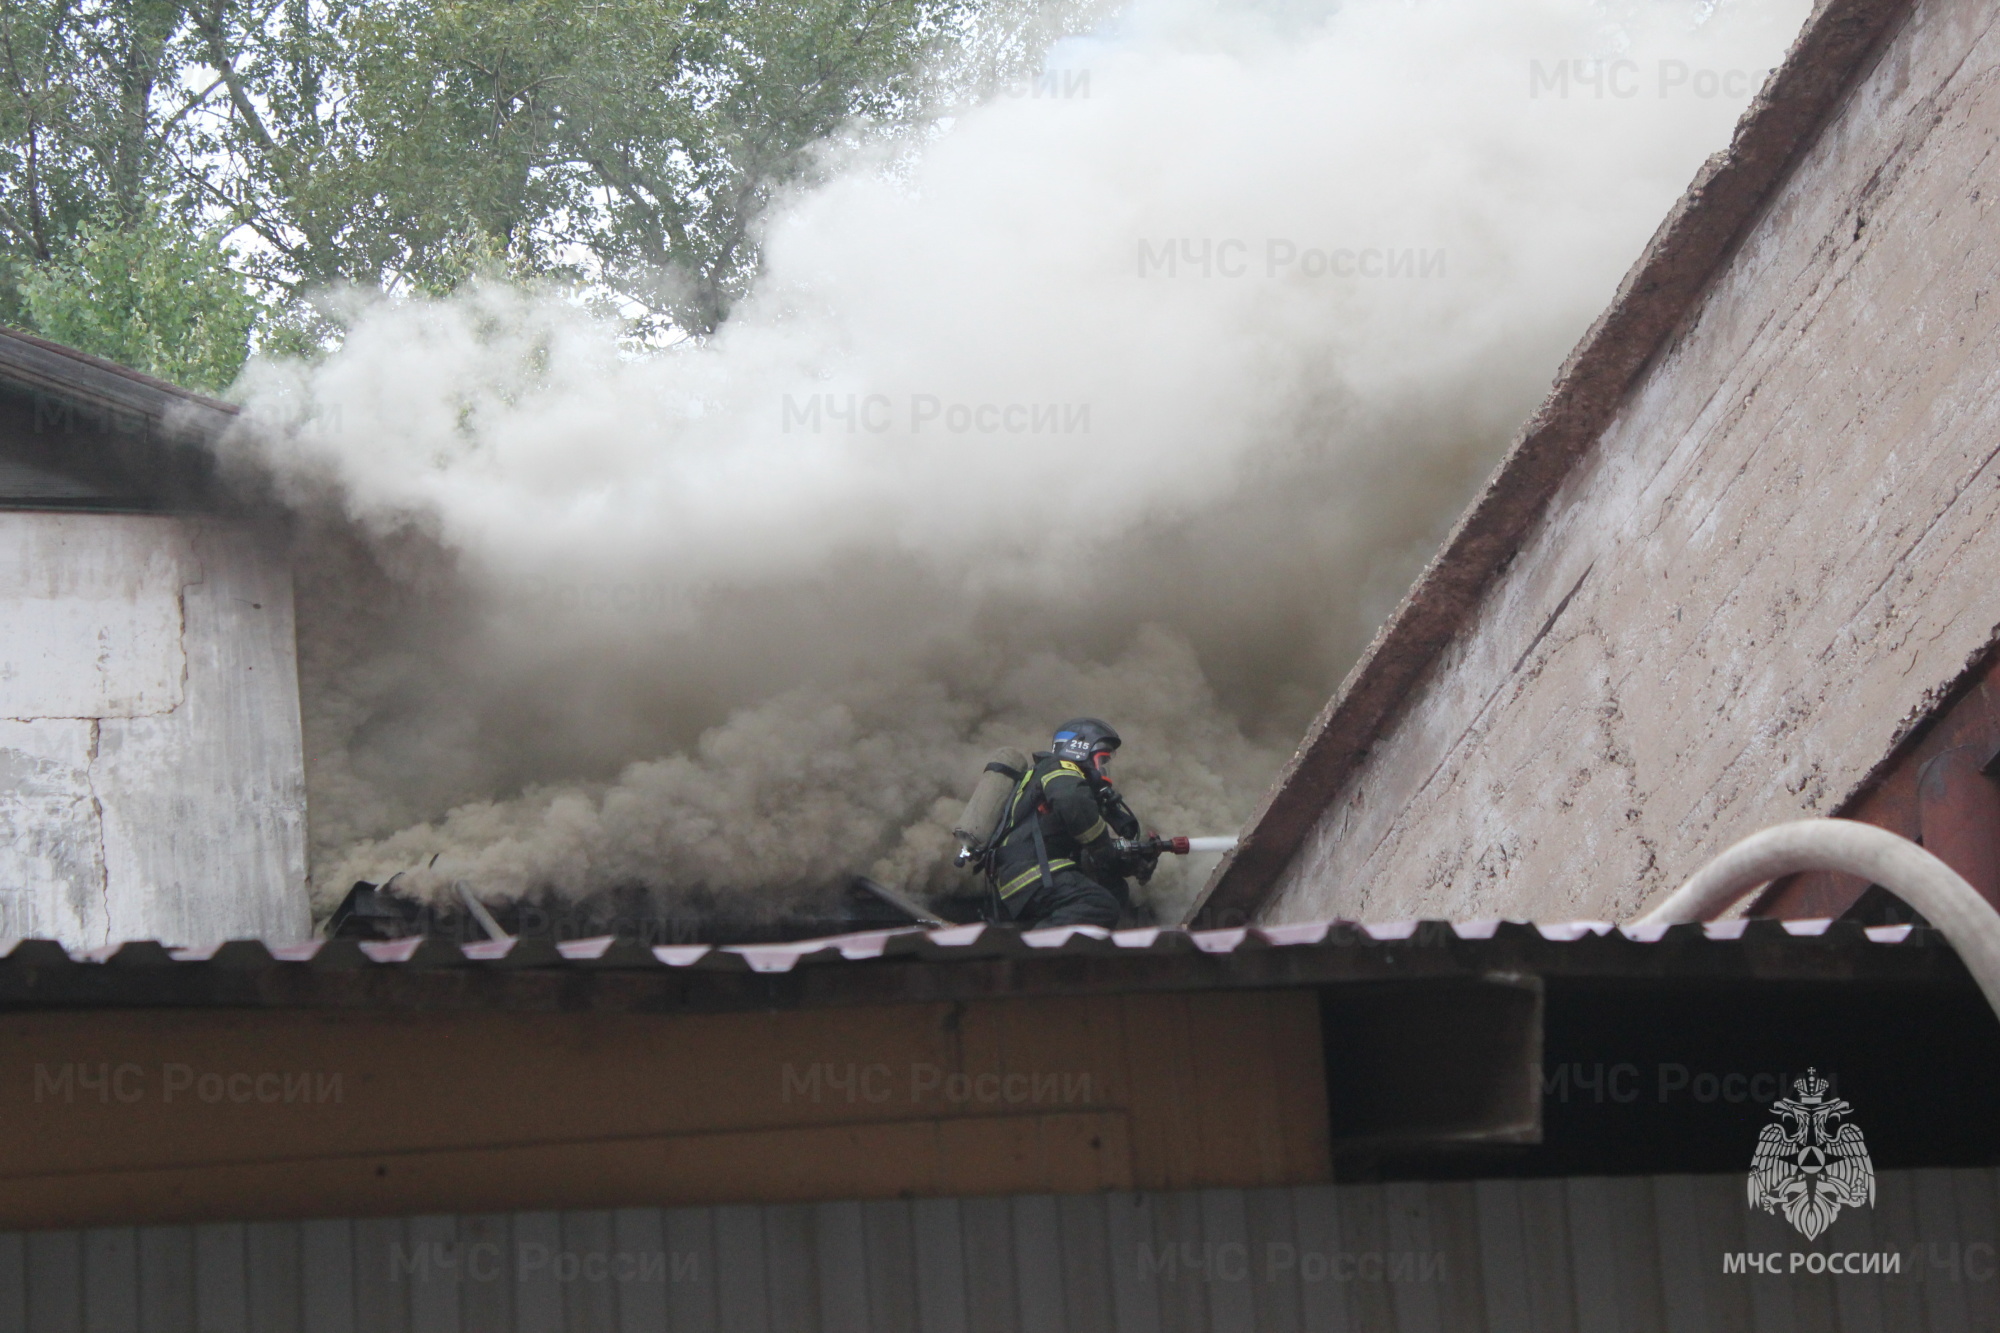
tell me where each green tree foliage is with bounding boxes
[0,0,218,324]
[19,206,261,393]
[0,0,1054,382]
[193,0,975,335]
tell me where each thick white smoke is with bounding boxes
[233,0,1811,924]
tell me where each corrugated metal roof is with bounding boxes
[0,914,1957,1020]
[43,915,1925,975]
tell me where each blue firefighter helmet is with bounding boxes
[1051,717,1121,775]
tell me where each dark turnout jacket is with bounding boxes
[991,753,1132,900]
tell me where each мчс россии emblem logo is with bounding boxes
[1747,1068,1875,1241]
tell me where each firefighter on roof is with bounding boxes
[986,717,1156,929]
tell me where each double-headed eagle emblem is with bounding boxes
[1747,1068,1875,1240]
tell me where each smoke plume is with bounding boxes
[231,0,1810,925]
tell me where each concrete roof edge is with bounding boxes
[1188,0,1917,928]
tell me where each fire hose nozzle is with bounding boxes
[1113,835,1238,856]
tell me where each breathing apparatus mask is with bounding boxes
[1051,717,1121,782]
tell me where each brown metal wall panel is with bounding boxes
[1760,654,2000,919]
[1118,993,1197,1192]
[1185,996,1278,1190]
[0,988,1322,1227]
[1272,984,1336,1184]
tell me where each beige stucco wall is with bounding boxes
[0,511,310,947]
[1264,0,2000,925]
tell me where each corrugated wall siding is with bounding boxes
[1,1170,1994,1332]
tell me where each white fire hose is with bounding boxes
[1633,819,2000,1022]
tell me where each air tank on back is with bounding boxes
[953,746,1030,865]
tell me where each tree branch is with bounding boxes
[154,73,227,142]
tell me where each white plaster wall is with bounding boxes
[1264,0,2000,925]
[0,512,309,946]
